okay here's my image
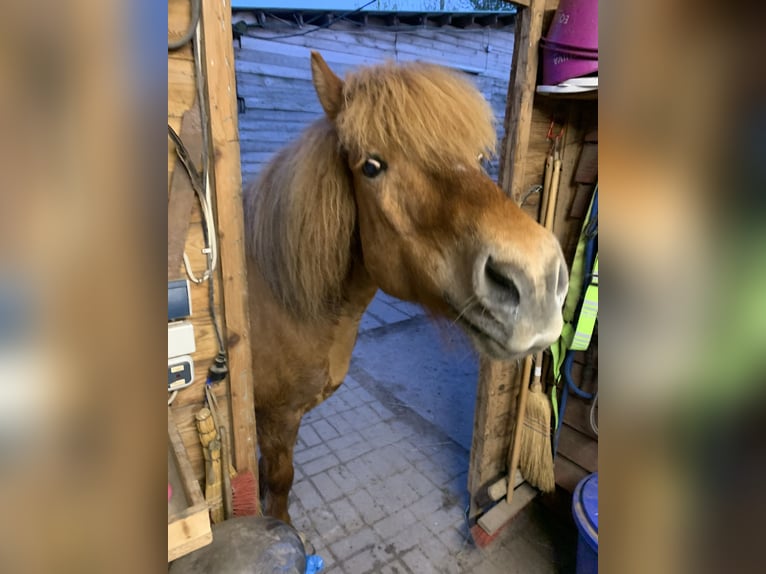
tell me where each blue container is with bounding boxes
[572,472,598,574]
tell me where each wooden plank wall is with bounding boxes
[555,334,598,492]
[515,95,598,493]
[168,0,232,482]
[469,93,597,515]
[231,13,516,183]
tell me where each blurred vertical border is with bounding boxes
[0,0,168,571]
[601,1,766,573]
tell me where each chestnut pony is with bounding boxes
[244,52,568,523]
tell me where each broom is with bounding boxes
[518,357,555,492]
[517,144,562,493]
[196,407,225,523]
[205,386,260,517]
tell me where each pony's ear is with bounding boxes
[310,51,344,120]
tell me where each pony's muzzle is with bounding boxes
[472,249,569,355]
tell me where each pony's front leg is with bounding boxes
[256,409,302,524]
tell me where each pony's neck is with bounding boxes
[334,240,378,322]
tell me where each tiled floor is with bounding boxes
[288,293,578,573]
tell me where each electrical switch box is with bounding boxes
[168,355,194,390]
[168,321,196,359]
[168,279,192,322]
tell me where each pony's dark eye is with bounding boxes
[361,157,386,178]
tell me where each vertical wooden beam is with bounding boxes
[468,358,521,519]
[498,0,546,201]
[200,0,258,479]
[468,0,547,521]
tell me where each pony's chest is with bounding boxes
[323,314,362,391]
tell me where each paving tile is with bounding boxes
[334,439,373,464]
[359,420,394,443]
[325,429,362,451]
[328,392,352,414]
[341,375,360,390]
[378,559,410,574]
[378,479,420,514]
[325,465,362,493]
[353,386,378,405]
[307,507,347,546]
[292,479,323,511]
[399,467,439,498]
[411,455,455,486]
[388,520,432,554]
[368,400,396,421]
[329,497,365,533]
[386,419,417,440]
[360,313,384,332]
[341,543,394,574]
[437,525,472,554]
[418,534,451,565]
[293,463,304,484]
[346,454,387,485]
[326,413,358,436]
[391,300,426,318]
[366,297,411,324]
[374,292,401,306]
[374,446,416,478]
[408,488,445,521]
[299,423,322,447]
[349,488,387,524]
[311,471,345,503]
[344,405,379,429]
[401,547,439,574]
[314,398,337,417]
[301,452,341,477]
[313,419,340,442]
[468,560,508,574]
[426,506,464,536]
[372,507,417,540]
[329,526,380,561]
[290,502,312,534]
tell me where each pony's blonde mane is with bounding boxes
[337,60,497,168]
[245,60,497,320]
[245,119,356,320]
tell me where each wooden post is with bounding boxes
[199,0,258,480]
[498,0,546,200]
[468,358,521,519]
[468,0,548,521]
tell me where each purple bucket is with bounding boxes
[540,37,598,59]
[540,41,598,86]
[541,38,598,59]
[545,0,598,52]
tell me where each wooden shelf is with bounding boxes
[168,408,212,562]
[535,89,598,101]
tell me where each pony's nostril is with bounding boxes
[484,257,521,308]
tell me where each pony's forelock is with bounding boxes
[336,61,497,168]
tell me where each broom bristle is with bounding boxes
[231,470,260,516]
[519,383,556,493]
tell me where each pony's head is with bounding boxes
[309,52,568,360]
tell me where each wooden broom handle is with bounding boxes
[506,148,561,501]
[544,155,562,231]
[506,355,533,500]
